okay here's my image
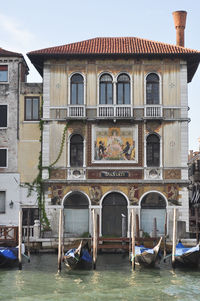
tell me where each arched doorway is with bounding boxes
[63,192,89,236]
[140,192,166,235]
[102,192,127,236]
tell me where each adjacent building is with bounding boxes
[188,141,200,237]
[0,48,29,226]
[27,11,200,238]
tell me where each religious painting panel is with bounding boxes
[92,125,138,163]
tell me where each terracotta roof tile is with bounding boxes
[27,37,200,56]
[0,47,23,57]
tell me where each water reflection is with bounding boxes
[0,254,199,301]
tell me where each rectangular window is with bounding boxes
[0,65,8,82]
[0,105,7,127]
[0,149,7,167]
[25,97,40,121]
[0,191,5,213]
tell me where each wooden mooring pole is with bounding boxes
[58,208,63,272]
[18,210,22,270]
[172,208,177,268]
[164,211,167,258]
[136,214,139,238]
[92,209,97,270]
[195,207,199,245]
[27,208,31,262]
[131,209,135,270]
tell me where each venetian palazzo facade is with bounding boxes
[27,11,200,238]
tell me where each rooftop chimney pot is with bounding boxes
[172,10,187,47]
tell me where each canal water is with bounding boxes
[0,254,200,301]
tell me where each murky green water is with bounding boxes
[0,254,200,301]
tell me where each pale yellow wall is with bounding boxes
[18,94,42,182]
[50,64,67,106]
[87,63,97,106]
[18,142,40,182]
[162,62,180,106]
[133,64,143,106]
[163,122,181,167]
[48,59,181,107]
[49,122,66,167]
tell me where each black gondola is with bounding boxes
[173,242,199,268]
[0,247,19,268]
[131,237,162,268]
[64,241,92,270]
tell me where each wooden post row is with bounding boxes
[18,210,23,270]
[131,209,135,270]
[172,208,177,268]
[58,208,63,272]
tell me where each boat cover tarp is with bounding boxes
[175,242,199,256]
[81,249,92,263]
[0,248,17,260]
[135,245,154,255]
[65,248,77,258]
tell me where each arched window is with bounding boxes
[99,74,113,104]
[70,134,83,167]
[146,73,159,104]
[146,134,160,167]
[70,74,84,105]
[117,74,130,104]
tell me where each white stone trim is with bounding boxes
[115,72,133,105]
[42,124,50,179]
[97,72,114,105]
[144,72,162,105]
[0,63,9,84]
[0,103,8,129]
[43,64,51,119]
[67,132,85,168]
[68,72,86,105]
[181,121,188,171]
[99,190,130,236]
[180,61,188,119]
[61,190,92,234]
[0,147,8,168]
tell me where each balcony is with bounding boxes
[68,105,86,118]
[144,105,163,118]
[98,105,132,118]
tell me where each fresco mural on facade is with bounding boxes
[167,185,181,206]
[92,125,138,163]
[129,185,139,205]
[89,186,102,205]
[49,185,64,205]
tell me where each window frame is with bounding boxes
[145,72,161,105]
[146,134,160,167]
[69,134,84,168]
[24,96,40,121]
[0,148,8,168]
[99,73,113,105]
[0,104,8,128]
[0,191,6,214]
[116,73,131,105]
[70,73,84,105]
[0,65,8,83]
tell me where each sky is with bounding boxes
[0,0,199,151]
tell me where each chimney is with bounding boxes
[172,10,187,47]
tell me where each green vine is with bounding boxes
[24,100,69,231]
[49,122,69,168]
